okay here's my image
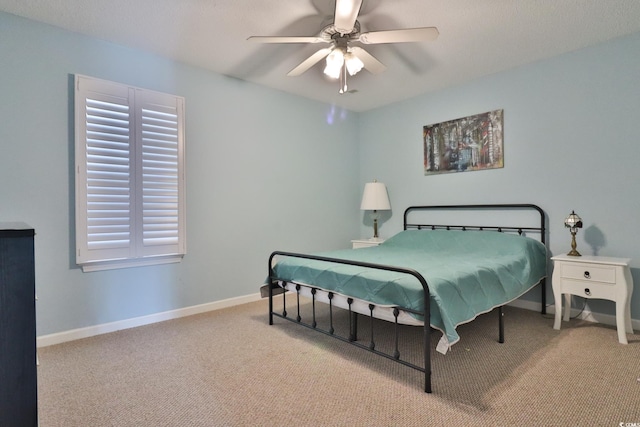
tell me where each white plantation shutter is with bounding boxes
[75,75,185,271]
[137,91,185,256]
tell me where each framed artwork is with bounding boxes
[423,109,504,175]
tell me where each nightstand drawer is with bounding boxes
[561,279,615,300]
[560,263,616,283]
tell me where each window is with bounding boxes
[75,75,186,272]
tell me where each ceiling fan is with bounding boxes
[247,0,439,93]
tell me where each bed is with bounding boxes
[265,204,548,393]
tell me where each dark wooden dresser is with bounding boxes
[0,223,37,426]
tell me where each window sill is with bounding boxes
[79,254,184,272]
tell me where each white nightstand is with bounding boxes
[351,238,384,249]
[551,254,634,344]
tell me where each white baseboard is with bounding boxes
[37,292,263,348]
[509,299,640,331]
[38,293,637,348]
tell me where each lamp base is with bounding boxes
[567,231,581,256]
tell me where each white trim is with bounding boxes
[81,254,183,272]
[38,293,637,348]
[37,292,262,348]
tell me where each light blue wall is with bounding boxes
[358,31,640,319]
[2,10,639,336]
[0,12,361,336]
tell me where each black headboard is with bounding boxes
[403,204,546,245]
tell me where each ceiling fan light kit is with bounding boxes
[345,51,364,75]
[324,50,344,79]
[323,47,364,93]
[248,0,439,94]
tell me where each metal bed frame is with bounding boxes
[267,204,547,393]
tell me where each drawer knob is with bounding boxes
[584,288,591,296]
[584,271,591,279]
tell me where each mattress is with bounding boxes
[270,229,547,349]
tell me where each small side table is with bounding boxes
[351,238,384,249]
[551,254,634,344]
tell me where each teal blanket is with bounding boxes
[272,230,547,346]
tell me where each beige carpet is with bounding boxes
[37,298,640,426]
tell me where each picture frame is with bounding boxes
[423,109,504,175]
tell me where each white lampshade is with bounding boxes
[323,50,344,79]
[360,181,391,211]
[345,52,364,76]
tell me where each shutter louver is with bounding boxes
[141,105,180,248]
[85,98,132,251]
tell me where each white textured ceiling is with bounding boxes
[2,0,640,112]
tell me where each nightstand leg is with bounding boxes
[562,294,571,322]
[616,301,628,344]
[623,269,634,335]
[552,265,564,330]
[625,302,634,335]
[553,292,562,330]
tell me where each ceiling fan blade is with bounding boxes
[247,36,326,44]
[358,27,439,44]
[287,47,334,76]
[334,0,363,35]
[349,47,386,74]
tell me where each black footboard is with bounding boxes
[268,251,433,393]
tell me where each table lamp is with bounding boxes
[360,180,391,239]
[564,210,583,256]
